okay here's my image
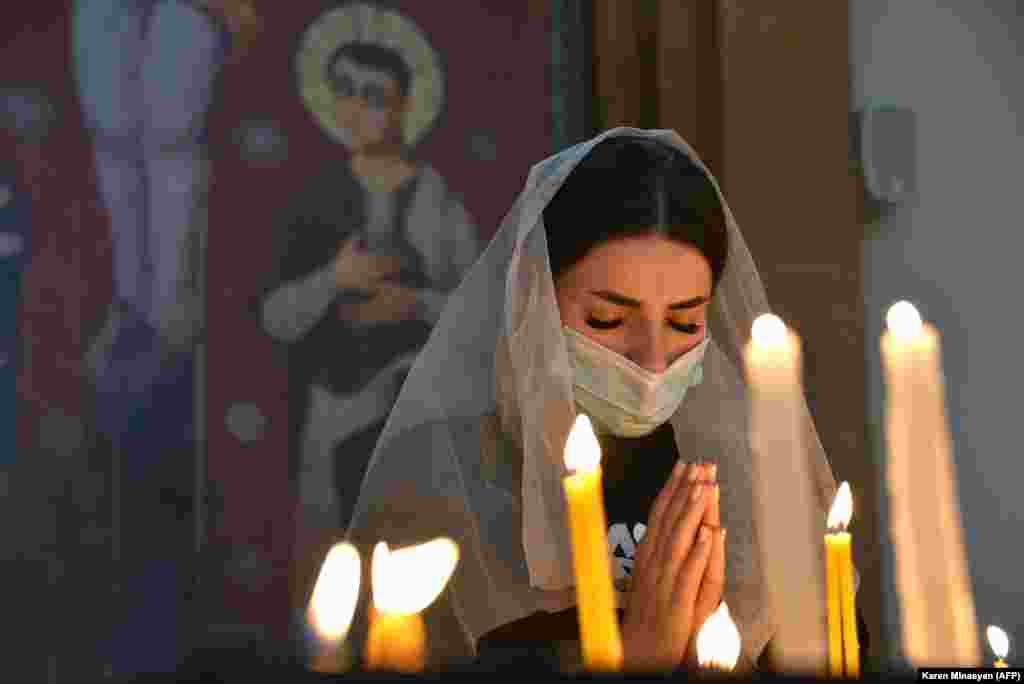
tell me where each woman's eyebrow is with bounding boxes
[589,290,709,310]
[668,296,709,310]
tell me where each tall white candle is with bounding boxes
[744,314,829,674]
[881,301,980,667]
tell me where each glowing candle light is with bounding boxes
[881,301,980,666]
[886,300,923,340]
[988,626,1010,668]
[563,414,623,671]
[745,314,829,674]
[365,538,459,672]
[751,312,788,348]
[307,542,361,672]
[825,482,859,678]
[697,602,742,672]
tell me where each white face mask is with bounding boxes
[564,326,710,438]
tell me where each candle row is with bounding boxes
[305,412,742,675]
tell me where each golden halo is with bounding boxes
[295,2,444,148]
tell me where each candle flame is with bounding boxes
[696,602,742,671]
[371,538,459,615]
[886,301,923,340]
[827,481,854,530]
[565,414,601,473]
[988,625,1010,659]
[308,542,361,643]
[751,313,787,348]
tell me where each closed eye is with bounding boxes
[587,317,702,335]
[585,316,622,330]
[670,322,701,334]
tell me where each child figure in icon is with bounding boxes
[262,5,481,532]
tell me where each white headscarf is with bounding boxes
[343,128,838,670]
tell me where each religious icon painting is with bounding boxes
[2,0,593,673]
[201,0,559,658]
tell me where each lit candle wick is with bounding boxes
[307,542,361,672]
[988,625,1010,668]
[885,300,923,341]
[697,602,741,672]
[827,482,853,533]
[366,538,458,672]
[751,313,787,348]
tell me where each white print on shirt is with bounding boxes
[608,522,647,593]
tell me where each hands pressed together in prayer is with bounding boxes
[333,236,421,324]
[622,462,726,671]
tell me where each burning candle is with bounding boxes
[987,626,1010,668]
[881,301,980,666]
[745,314,829,674]
[825,497,843,677]
[697,602,742,672]
[365,538,459,672]
[825,523,843,677]
[563,414,623,671]
[825,482,859,678]
[307,542,361,672]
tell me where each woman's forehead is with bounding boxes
[562,235,712,300]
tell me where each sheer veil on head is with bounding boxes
[346,128,838,669]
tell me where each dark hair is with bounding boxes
[543,136,729,288]
[326,42,413,97]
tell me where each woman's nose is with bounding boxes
[628,325,669,373]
